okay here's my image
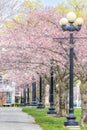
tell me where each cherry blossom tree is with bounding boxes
[1,7,87,124]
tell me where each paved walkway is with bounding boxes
[0,107,43,130]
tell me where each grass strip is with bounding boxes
[22,107,87,130]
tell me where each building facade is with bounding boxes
[0,76,15,106]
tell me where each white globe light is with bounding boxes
[75,17,84,25]
[59,18,68,26]
[1,48,7,52]
[67,12,77,22]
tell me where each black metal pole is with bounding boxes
[37,76,44,109]
[21,90,23,104]
[47,65,57,114]
[27,88,30,105]
[24,88,26,106]
[31,79,37,106]
[64,33,78,126]
[69,33,74,114]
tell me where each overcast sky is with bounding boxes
[36,0,65,7]
[39,0,63,7]
[0,0,65,26]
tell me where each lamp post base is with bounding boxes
[37,102,45,109]
[64,114,78,126]
[65,126,80,130]
[47,107,57,114]
[30,101,37,106]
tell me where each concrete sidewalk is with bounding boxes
[0,107,43,130]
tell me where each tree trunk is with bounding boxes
[54,83,59,113]
[80,82,87,126]
[59,82,67,117]
[54,81,67,117]
[42,77,48,106]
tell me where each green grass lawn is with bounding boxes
[22,107,87,130]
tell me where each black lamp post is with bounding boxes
[31,77,37,106]
[23,88,26,106]
[37,75,44,109]
[59,12,83,126]
[21,89,23,104]
[27,87,30,105]
[47,61,57,114]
